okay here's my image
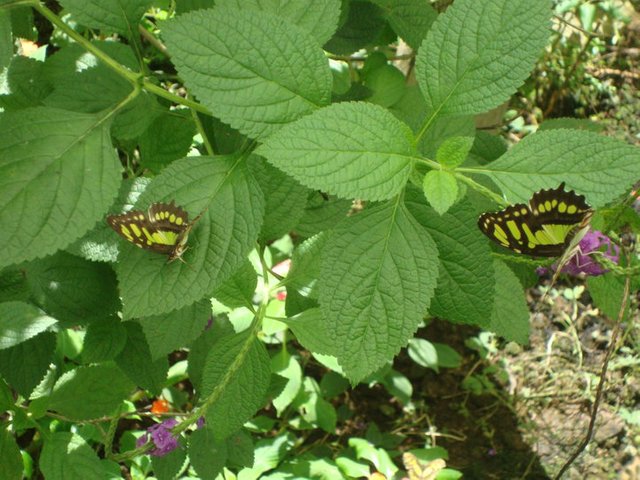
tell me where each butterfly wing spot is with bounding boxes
[119,225,133,241]
[506,220,522,240]
[558,202,567,213]
[567,205,577,214]
[175,217,184,225]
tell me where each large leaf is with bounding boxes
[114,156,264,318]
[371,0,437,48]
[25,251,119,327]
[200,330,271,441]
[40,432,110,480]
[0,107,121,268]
[137,300,211,360]
[476,129,640,208]
[0,423,22,480]
[405,193,494,327]
[189,427,228,479]
[82,317,127,363]
[257,102,418,201]
[58,0,154,36]
[214,0,340,45]
[0,332,56,397]
[416,0,551,116]
[488,260,529,344]
[0,12,11,71]
[318,200,439,382]
[162,8,331,139]
[48,364,134,420]
[0,301,56,349]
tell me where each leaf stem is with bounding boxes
[454,173,509,207]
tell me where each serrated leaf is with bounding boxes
[0,267,30,303]
[587,274,628,321]
[0,423,22,480]
[115,156,264,318]
[189,427,228,479]
[40,432,110,480]
[82,317,127,363]
[25,251,119,327]
[226,430,254,469]
[287,233,328,299]
[0,107,121,268]
[0,13,12,71]
[295,192,351,238]
[249,156,308,242]
[436,136,474,168]
[0,57,52,110]
[271,350,302,415]
[324,1,386,55]
[283,308,334,356]
[58,0,153,36]
[151,447,188,480]
[200,330,271,441]
[364,64,406,107]
[469,131,507,163]
[422,170,458,215]
[371,0,438,48]
[213,260,258,309]
[214,0,340,45]
[48,364,134,420]
[538,117,604,132]
[478,129,640,208]
[419,114,475,158]
[488,260,529,344]
[0,301,56,349]
[187,317,235,394]
[0,331,56,397]
[115,322,167,394]
[137,300,210,360]
[416,0,551,116]
[257,102,418,201]
[406,192,494,327]
[139,110,196,173]
[162,8,331,139]
[318,201,439,382]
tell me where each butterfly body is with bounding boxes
[107,201,202,262]
[478,183,593,257]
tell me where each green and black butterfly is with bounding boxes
[478,182,593,258]
[107,201,204,263]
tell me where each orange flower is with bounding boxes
[151,398,170,414]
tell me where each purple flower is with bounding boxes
[196,416,205,429]
[553,230,619,276]
[137,418,179,456]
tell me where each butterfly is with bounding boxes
[478,182,593,258]
[402,452,446,480]
[107,201,205,263]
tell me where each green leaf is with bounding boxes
[151,447,188,480]
[271,350,303,415]
[318,201,439,382]
[0,267,30,303]
[137,300,211,360]
[436,136,474,168]
[324,1,386,55]
[0,13,11,71]
[111,91,162,141]
[25,251,119,327]
[82,317,127,363]
[214,0,341,45]
[380,368,413,405]
[115,156,264,318]
[189,426,228,479]
[0,57,52,110]
[0,332,56,397]
[422,170,458,215]
[138,110,196,173]
[213,260,258,309]
[371,0,438,48]
[287,233,328,299]
[478,129,640,208]
[187,317,235,394]
[587,274,628,322]
[0,301,56,349]
[249,157,309,242]
[176,0,214,13]
[283,308,334,356]
[364,64,406,108]
[469,131,507,163]
[294,192,351,238]
[48,364,134,420]
[115,322,168,395]
[40,432,110,480]
[0,107,121,269]
[416,0,551,116]
[58,0,153,36]
[538,117,604,132]
[201,331,271,441]
[406,192,494,327]
[488,260,529,344]
[257,102,418,201]
[0,422,23,480]
[419,114,475,158]
[433,342,462,368]
[407,338,438,371]
[162,8,331,139]
[226,430,254,469]
[236,433,295,478]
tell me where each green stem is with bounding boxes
[454,172,509,207]
[190,107,215,155]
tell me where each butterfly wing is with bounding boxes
[478,183,593,257]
